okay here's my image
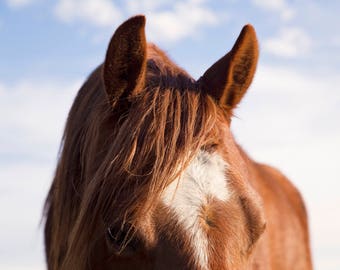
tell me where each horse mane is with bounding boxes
[44,44,221,269]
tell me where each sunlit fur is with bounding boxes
[44,16,313,270]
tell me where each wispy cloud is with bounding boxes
[55,0,123,27]
[251,0,295,21]
[262,27,312,58]
[0,79,81,162]
[234,64,340,155]
[128,0,219,42]
[6,0,36,8]
[54,0,220,43]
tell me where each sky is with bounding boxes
[0,0,339,269]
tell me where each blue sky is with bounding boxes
[1,0,340,269]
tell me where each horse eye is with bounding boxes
[106,226,140,255]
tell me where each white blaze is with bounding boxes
[162,150,230,270]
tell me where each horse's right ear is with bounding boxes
[103,15,147,107]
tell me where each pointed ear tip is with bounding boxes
[243,24,254,29]
[127,15,146,26]
[241,24,256,35]
[113,15,146,40]
[239,24,258,51]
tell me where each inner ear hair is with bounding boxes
[103,15,147,108]
[199,24,259,112]
[224,25,258,108]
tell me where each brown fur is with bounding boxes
[44,15,312,269]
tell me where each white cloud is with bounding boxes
[251,0,295,21]
[126,0,168,12]
[263,27,312,58]
[0,79,81,161]
[233,64,340,162]
[330,35,340,48]
[55,0,123,27]
[125,0,219,43]
[145,0,218,43]
[6,0,36,8]
[54,0,220,43]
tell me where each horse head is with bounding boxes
[55,15,266,270]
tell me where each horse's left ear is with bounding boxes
[199,24,258,112]
[103,15,147,107]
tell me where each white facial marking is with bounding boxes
[162,151,230,270]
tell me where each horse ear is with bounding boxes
[103,15,147,107]
[199,24,258,112]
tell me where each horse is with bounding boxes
[44,15,313,270]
